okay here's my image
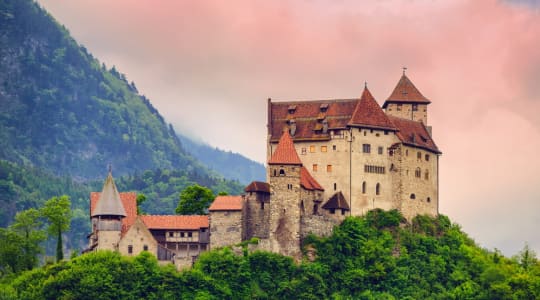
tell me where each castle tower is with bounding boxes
[382,71,431,125]
[91,170,126,251]
[267,130,303,259]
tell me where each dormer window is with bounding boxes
[288,105,296,114]
[319,103,329,112]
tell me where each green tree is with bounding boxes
[136,193,147,215]
[42,195,71,262]
[11,208,46,270]
[175,184,215,215]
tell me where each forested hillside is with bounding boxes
[0,0,202,179]
[2,211,538,299]
[178,134,265,185]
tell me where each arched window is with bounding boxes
[279,169,285,176]
[376,183,380,195]
[362,181,366,194]
[424,169,429,180]
[410,193,416,200]
[415,167,421,178]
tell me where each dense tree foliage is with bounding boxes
[41,196,71,262]
[2,210,538,299]
[175,184,215,215]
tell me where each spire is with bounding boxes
[348,86,396,130]
[91,170,127,217]
[382,72,430,108]
[268,130,302,165]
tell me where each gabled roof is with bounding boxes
[349,87,396,130]
[300,167,324,191]
[208,195,243,211]
[140,215,209,230]
[322,191,350,210]
[245,181,270,193]
[269,99,357,142]
[268,130,302,165]
[389,116,441,154]
[91,172,126,217]
[383,74,430,108]
[90,192,137,235]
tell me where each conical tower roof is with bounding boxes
[348,86,396,130]
[268,130,302,165]
[91,171,127,217]
[382,74,430,108]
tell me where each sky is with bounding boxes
[37,0,540,257]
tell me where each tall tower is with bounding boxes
[91,171,126,251]
[382,70,431,125]
[267,130,303,259]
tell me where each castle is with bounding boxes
[85,72,441,266]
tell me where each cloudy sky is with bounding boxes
[37,0,539,256]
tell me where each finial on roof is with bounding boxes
[402,66,407,75]
[108,163,112,173]
[364,81,367,88]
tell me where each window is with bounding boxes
[128,245,133,254]
[424,170,429,180]
[364,165,385,174]
[362,144,371,153]
[341,209,346,215]
[425,154,430,161]
[312,164,318,172]
[309,145,316,153]
[362,181,366,194]
[397,104,402,111]
[405,149,409,156]
[313,204,319,215]
[412,104,418,111]
[188,232,192,238]
[333,183,337,191]
[201,228,206,232]
[273,169,277,176]
[376,183,381,195]
[168,232,174,237]
[417,152,421,160]
[415,168,421,178]
[279,169,285,176]
[384,130,389,135]
[181,232,185,238]
[410,193,416,200]
[332,145,336,151]
[330,208,335,214]
[287,184,293,190]
[143,245,148,251]
[378,146,383,155]
[321,146,327,152]
[427,197,431,203]
[260,202,264,210]
[301,148,307,155]
[327,165,332,172]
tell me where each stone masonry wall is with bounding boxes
[209,210,243,249]
[300,214,339,239]
[244,192,270,239]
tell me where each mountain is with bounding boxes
[0,0,204,179]
[178,134,265,185]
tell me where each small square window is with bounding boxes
[312,164,318,172]
[332,145,336,151]
[321,146,327,152]
[327,165,332,172]
[412,104,418,111]
[362,144,371,153]
[309,145,315,153]
[181,232,185,238]
[188,232,192,238]
[143,245,148,251]
[378,146,383,155]
[425,154,430,161]
[397,104,402,111]
[301,148,307,155]
[168,232,174,237]
[128,245,133,254]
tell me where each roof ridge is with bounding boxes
[383,74,430,108]
[348,87,396,130]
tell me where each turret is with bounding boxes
[382,70,431,125]
[91,170,126,251]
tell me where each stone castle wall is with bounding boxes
[385,103,428,124]
[244,192,270,239]
[300,214,339,239]
[209,210,243,249]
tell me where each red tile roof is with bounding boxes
[383,74,430,108]
[389,116,441,154]
[208,195,243,211]
[349,87,396,130]
[245,181,270,193]
[268,130,302,165]
[140,215,209,230]
[269,99,357,142]
[90,192,137,235]
[300,167,324,191]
